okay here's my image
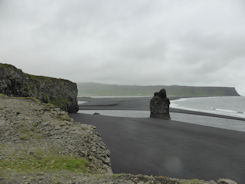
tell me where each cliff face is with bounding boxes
[0,63,78,113]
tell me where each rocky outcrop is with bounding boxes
[0,94,111,174]
[217,179,238,184]
[0,63,78,113]
[150,89,170,119]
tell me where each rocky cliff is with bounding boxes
[0,63,78,113]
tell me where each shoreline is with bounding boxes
[77,96,245,121]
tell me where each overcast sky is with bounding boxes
[0,0,245,94]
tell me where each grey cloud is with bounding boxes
[0,0,245,94]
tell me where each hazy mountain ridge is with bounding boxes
[78,83,240,97]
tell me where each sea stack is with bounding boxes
[150,88,170,119]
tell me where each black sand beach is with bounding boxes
[72,97,245,183]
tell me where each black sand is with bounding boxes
[72,97,245,183]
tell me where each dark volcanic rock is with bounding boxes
[0,63,79,113]
[150,89,170,119]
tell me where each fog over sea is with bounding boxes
[78,96,245,132]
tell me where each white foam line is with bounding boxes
[171,99,245,118]
[215,108,238,113]
[78,101,88,105]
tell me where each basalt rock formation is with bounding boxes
[150,89,170,119]
[0,63,78,113]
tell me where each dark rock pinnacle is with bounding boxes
[150,88,170,119]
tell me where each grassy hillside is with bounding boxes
[77,83,240,97]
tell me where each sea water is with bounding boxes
[171,96,245,118]
[78,96,245,132]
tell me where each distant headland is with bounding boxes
[77,82,240,97]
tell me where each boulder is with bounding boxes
[0,63,79,113]
[150,89,170,119]
[217,179,237,184]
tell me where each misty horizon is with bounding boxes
[76,81,238,88]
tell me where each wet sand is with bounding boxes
[72,97,245,183]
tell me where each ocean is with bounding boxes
[171,96,245,118]
[78,96,245,132]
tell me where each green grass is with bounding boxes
[179,179,205,184]
[0,151,90,173]
[59,114,71,121]
[112,173,129,179]
[50,98,69,106]
[19,125,44,141]
[50,97,70,111]
[26,73,71,83]
[20,132,44,140]
[0,63,12,67]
